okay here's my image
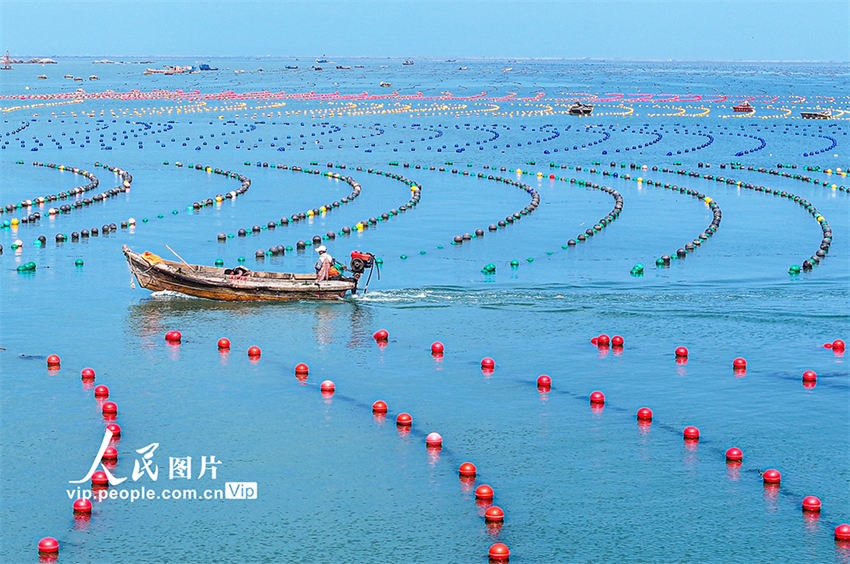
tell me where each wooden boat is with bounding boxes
[732,101,754,112]
[568,101,593,116]
[123,246,376,301]
[801,109,830,119]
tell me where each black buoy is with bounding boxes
[217,233,226,241]
[453,235,463,243]
[312,235,322,245]
[488,224,497,231]
[326,231,336,239]
[296,240,306,249]
[238,229,247,237]
[475,228,484,237]
[676,248,686,257]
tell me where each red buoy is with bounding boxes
[683,426,700,440]
[373,329,389,341]
[732,357,746,369]
[73,498,92,513]
[636,407,653,420]
[802,496,821,512]
[488,542,510,561]
[590,337,598,345]
[294,363,309,374]
[165,330,181,343]
[612,335,624,346]
[485,506,505,522]
[537,375,551,388]
[597,334,610,346]
[833,339,846,351]
[836,524,850,541]
[396,412,412,426]
[81,368,95,380]
[459,462,477,477]
[431,341,444,354]
[106,423,121,437]
[38,537,59,554]
[589,391,605,404]
[475,484,494,500]
[91,471,108,486]
[725,447,743,461]
[320,380,335,392]
[372,400,388,413]
[248,346,261,357]
[425,432,443,447]
[481,357,495,369]
[802,370,817,382]
[102,446,118,461]
[94,385,109,397]
[101,401,117,414]
[217,338,230,349]
[46,354,60,367]
[675,346,689,357]
[762,469,781,484]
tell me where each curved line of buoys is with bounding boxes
[239,163,421,259]
[2,161,99,222]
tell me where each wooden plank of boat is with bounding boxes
[123,246,355,301]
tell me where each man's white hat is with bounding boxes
[315,245,327,253]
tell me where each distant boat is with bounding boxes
[732,101,754,112]
[403,59,414,65]
[316,57,328,64]
[458,66,468,71]
[336,65,351,70]
[312,66,323,71]
[64,74,74,79]
[379,81,392,87]
[801,109,831,119]
[196,63,218,71]
[1,51,12,70]
[568,101,593,116]
[37,74,47,79]
[73,76,83,81]
[502,67,513,72]
[285,65,299,70]
[88,75,99,80]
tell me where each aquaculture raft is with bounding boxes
[123,246,361,301]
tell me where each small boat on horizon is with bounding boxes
[285,65,299,70]
[403,59,414,65]
[37,74,47,79]
[568,101,593,116]
[732,101,754,112]
[123,246,378,301]
[88,75,99,80]
[379,81,392,87]
[801,108,831,119]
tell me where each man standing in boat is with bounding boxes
[314,245,338,281]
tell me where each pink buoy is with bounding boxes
[836,524,850,541]
[73,498,92,513]
[802,496,821,512]
[425,432,442,447]
[38,537,59,554]
[320,380,335,392]
[91,470,108,486]
[725,447,743,461]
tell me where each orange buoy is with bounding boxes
[38,537,59,554]
[725,447,743,461]
[475,484,494,499]
[488,542,510,561]
[484,506,505,522]
[371,400,388,413]
[425,432,442,447]
[762,469,781,484]
[459,462,477,477]
[636,407,653,420]
[802,496,821,512]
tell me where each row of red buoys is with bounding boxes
[823,338,845,350]
[591,334,625,347]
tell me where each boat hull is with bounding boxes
[124,247,355,301]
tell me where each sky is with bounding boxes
[1,0,848,62]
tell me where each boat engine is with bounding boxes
[349,250,374,274]
[349,250,379,294]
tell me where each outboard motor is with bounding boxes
[349,250,378,294]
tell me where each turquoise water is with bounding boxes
[1,58,848,563]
